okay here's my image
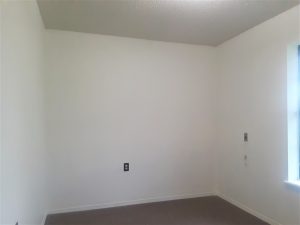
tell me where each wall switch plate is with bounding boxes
[244,132,248,142]
[124,163,129,172]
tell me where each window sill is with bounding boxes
[285,180,300,189]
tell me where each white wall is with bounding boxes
[45,30,217,212]
[217,6,300,225]
[1,1,48,224]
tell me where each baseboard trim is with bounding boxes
[48,192,214,215]
[46,191,282,225]
[216,192,282,225]
[41,212,47,225]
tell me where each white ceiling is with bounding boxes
[37,0,299,46]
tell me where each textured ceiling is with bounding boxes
[37,0,299,46]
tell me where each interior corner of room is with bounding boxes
[1,0,300,225]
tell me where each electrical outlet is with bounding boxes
[124,163,129,172]
[244,132,248,142]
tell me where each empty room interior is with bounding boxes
[1,0,300,224]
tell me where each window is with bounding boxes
[298,45,300,179]
[286,44,300,187]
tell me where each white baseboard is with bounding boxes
[216,192,282,225]
[48,192,214,215]
[46,191,283,225]
[41,212,47,225]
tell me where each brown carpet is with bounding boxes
[45,196,269,225]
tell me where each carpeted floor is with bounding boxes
[45,196,269,225]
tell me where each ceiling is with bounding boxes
[37,0,299,46]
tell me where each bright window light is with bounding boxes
[286,44,300,187]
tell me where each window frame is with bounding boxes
[286,44,300,188]
[298,45,300,179]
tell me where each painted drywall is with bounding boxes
[217,5,300,225]
[44,30,217,212]
[1,1,48,224]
